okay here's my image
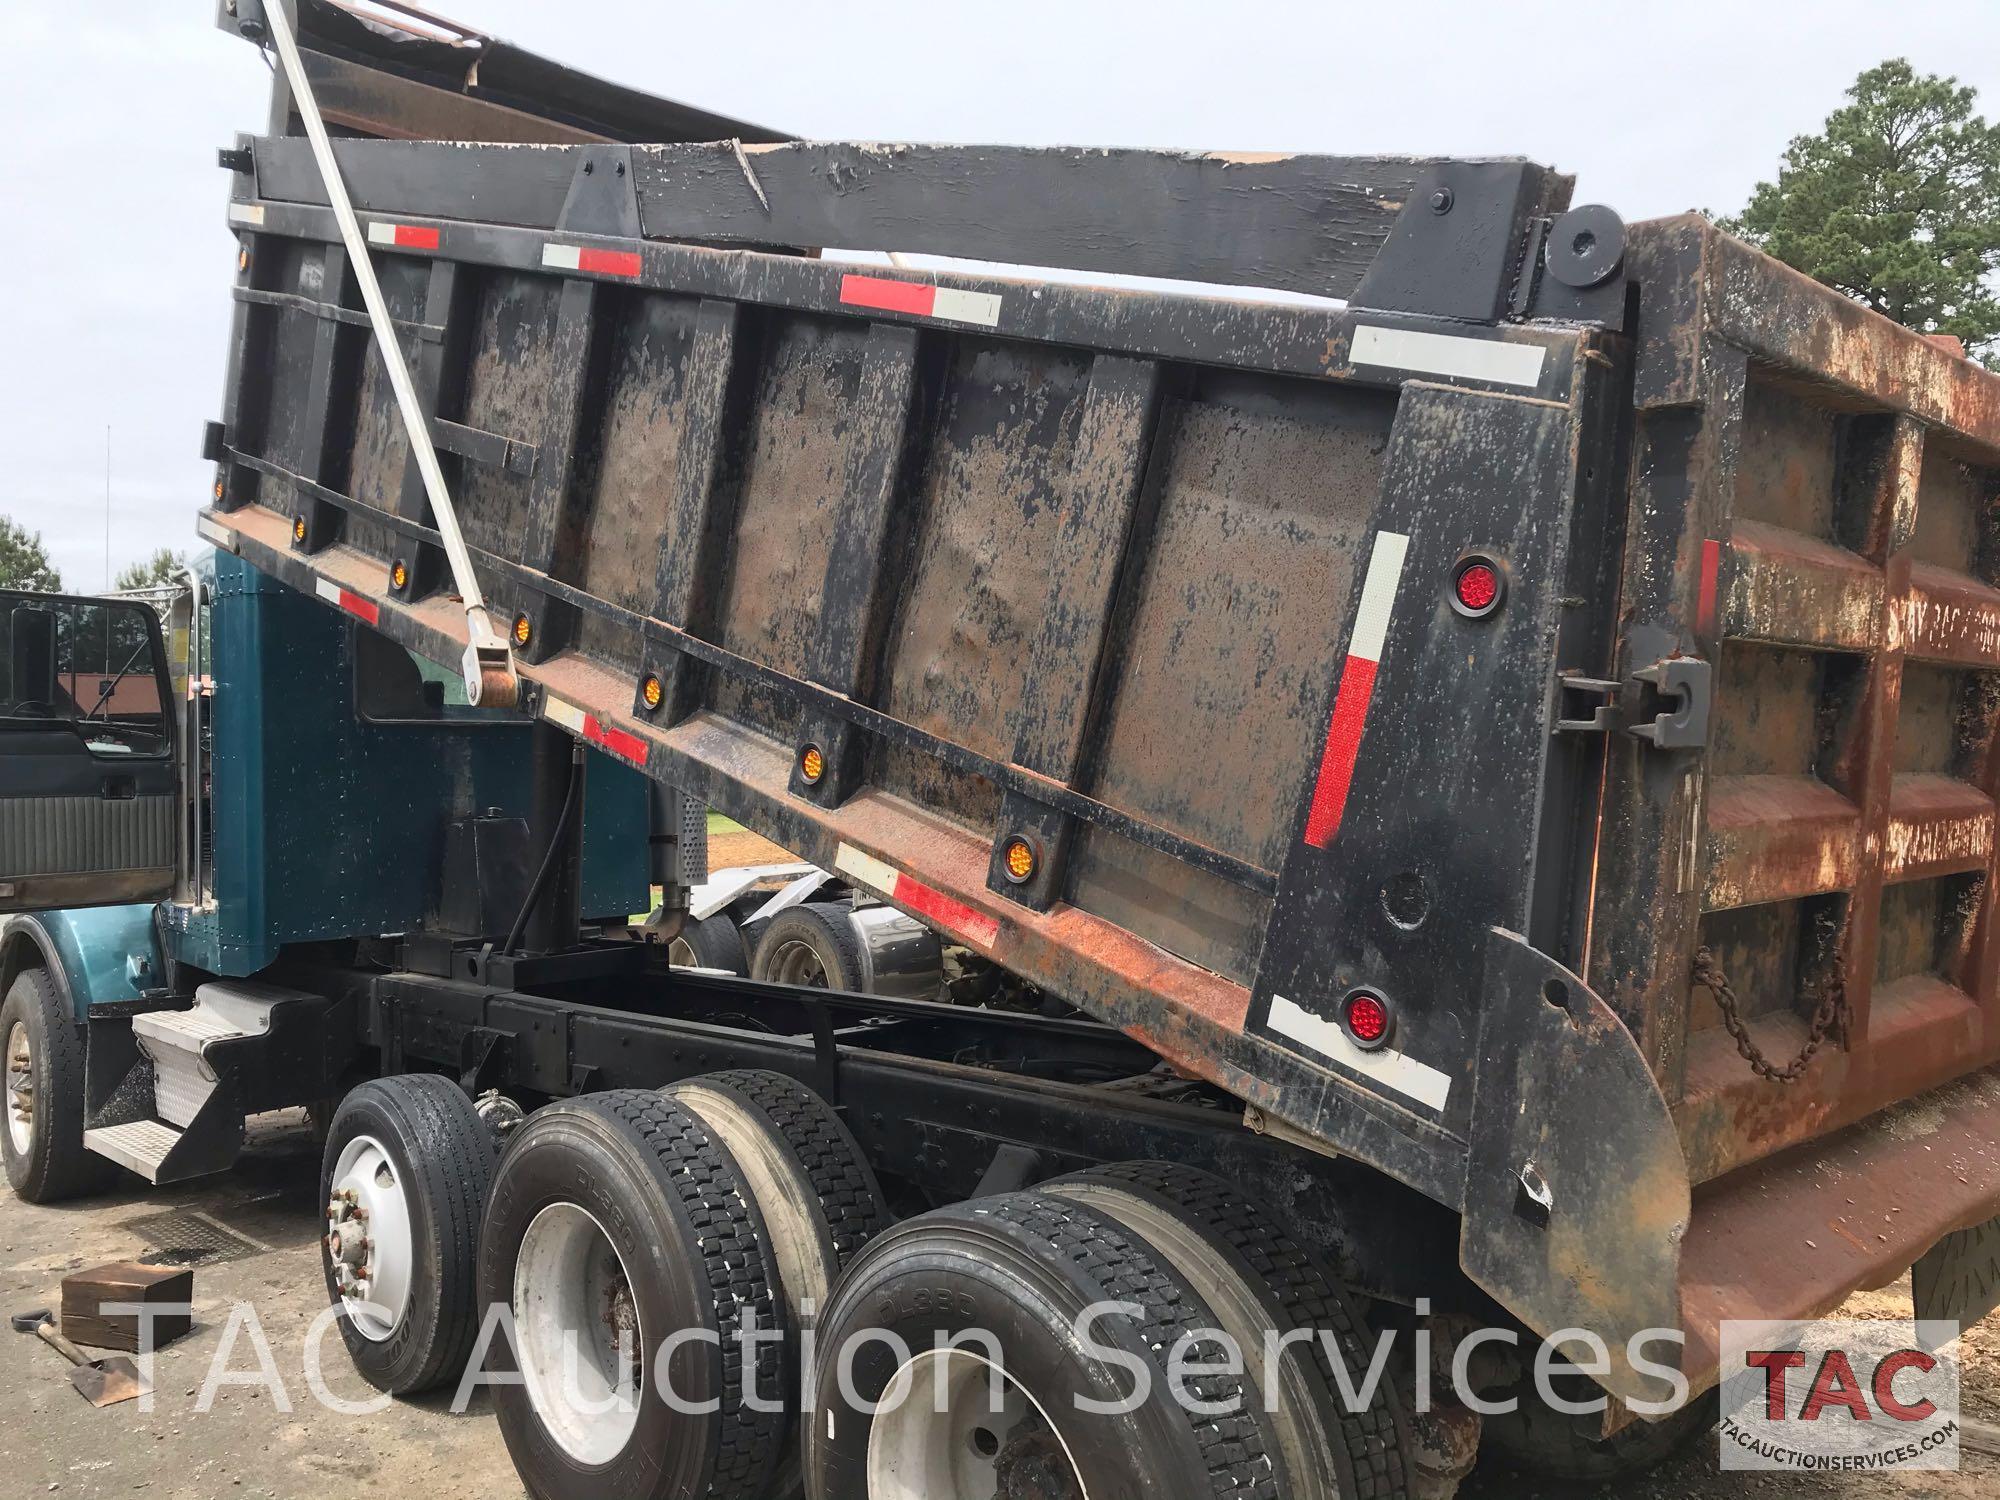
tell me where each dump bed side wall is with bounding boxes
[206,142,1618,1216]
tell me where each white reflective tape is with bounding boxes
[833,843,901,897]
[930,287,1003,327]
[228,203,266,228]
[540,243,583,271]
[1348,531,1410,664]
[366,222,395,246]
[1267,993,1452,1111]
[543,697,587,734]
[195,514,235,551]
[313,578,342,606]
[1350,324,1546,389]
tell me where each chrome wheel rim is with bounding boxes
[5,1023,32,1156]
[867,1348,1088,1500]
[327,1133,415,1341]
[514,1201,644,1465]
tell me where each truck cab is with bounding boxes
[0,553,651,1196]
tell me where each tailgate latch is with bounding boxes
[1556,656,1711,750]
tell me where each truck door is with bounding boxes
[0,590,177,912]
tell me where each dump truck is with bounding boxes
[2,2,1998,1497]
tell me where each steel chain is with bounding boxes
[1690,943,1849,1085]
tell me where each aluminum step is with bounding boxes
[83,1120,183,1183]
[132,983,282,1129]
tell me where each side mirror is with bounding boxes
[9,605,56,709]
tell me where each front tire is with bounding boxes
[1,966,106,1202]
[319,1075,495,1395]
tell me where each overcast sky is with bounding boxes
[1,1,1995,590]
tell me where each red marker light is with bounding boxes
[1343,991,1392,1049]
[1455,562,1500,613]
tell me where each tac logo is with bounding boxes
[1719,1319,1961,1472]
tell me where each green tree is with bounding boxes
[0,517,63,592]
[1723,59,2000,363]
[114,548,187,592]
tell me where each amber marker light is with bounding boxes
[1002,837,1037,884]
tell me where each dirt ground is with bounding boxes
[0,1116,1993,1500]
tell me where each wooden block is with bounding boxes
[60,1261,194,1353]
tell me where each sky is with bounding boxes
[1,1,1996,591]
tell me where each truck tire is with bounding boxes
[1478,1385,1718,1482]
[751,903,868,992]
[669,914,751,975]
[805,1190,1280,1500]
[319,1074,495,1395]
[480,1089,788,1500]
[1047,1162,1409,1500]
[664,1069,890,1316]
[665,1071,890,1500]
[1,966,108,1202]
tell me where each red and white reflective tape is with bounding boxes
[834,843,1002,949]
[543,696,649,766]
[367,221,441,252]
[541,243,643,279]
[314,577,379,627]
[1302,530,1411,849]
[838,273,1002,328]
[227,203,266,229]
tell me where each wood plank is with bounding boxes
[635,143,1443,298]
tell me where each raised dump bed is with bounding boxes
[193,8,2000,1401]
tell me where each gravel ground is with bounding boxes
[0,1114,1992,1499]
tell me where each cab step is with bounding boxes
[82,1119,186,1183]
[132,985,280,1128]
[84,981,315,1186]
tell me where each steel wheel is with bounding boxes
[513,1200,644,1466]
[5,1022,32,1157]
[867,1348,1089,1500]
[762,935,831,988]
[326,1132,416,1342]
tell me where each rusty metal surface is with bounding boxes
[1679,1063,2000,1395]
[1603,220,2000,1199]
[1464,931,1689,1407]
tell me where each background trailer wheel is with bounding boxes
[668,914,752,975]
[0,966,110,1202]
[750,902,943,1000]
[319,1074,495,1395]
[479,1090,789,1500]
[806,1190,1282,1500]
[1047,1162,1411,1500]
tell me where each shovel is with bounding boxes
[10,1309,150,1407]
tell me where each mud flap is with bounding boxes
[1462,928,1690,1405]
[1912,1215,2000,1338]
